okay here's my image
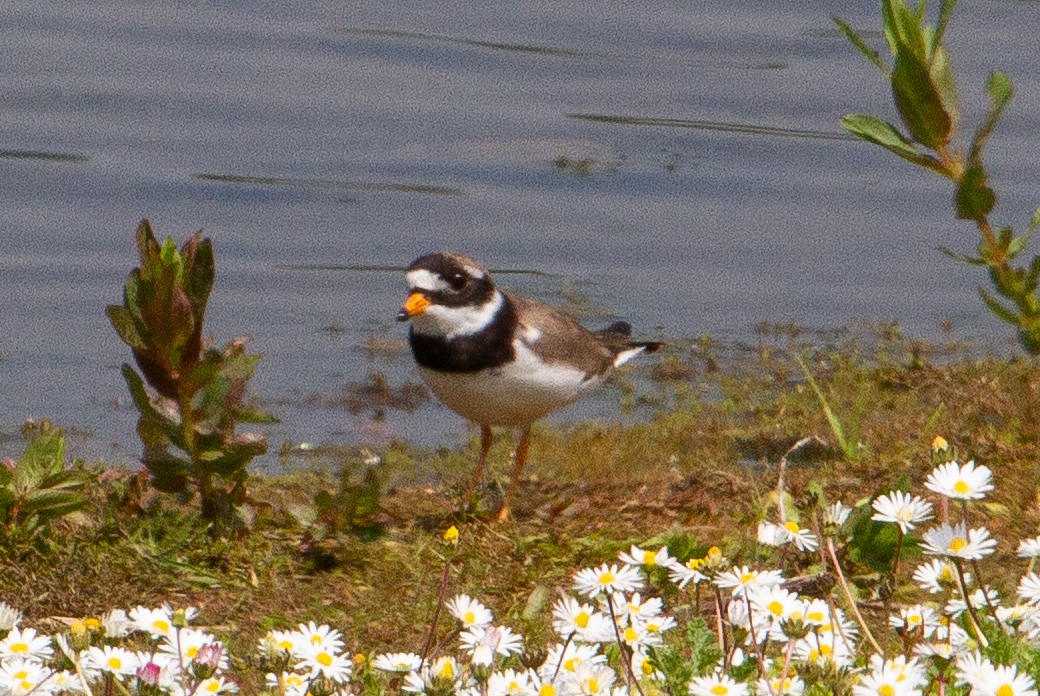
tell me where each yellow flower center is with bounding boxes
[949,537,968,552]
[317,652,333,667]
[908,614,922,625]
[463,611,476,625]
[820,645,833,656]
[585,678,599,694]
[204,680,221,693]
[107,657,122,670]
[186,646,199,658]
[564,658,579,672]
[624,627,638,642]
[768,601,784,616]
[997,685,1014,696]
[278,640,294,650]
[575,611,590,628]
[644,551,656,566]
[953,480,970,495]
[438,660,455,679]
[154,620,170,633]
[784,521,800,534]
[10,643,27,653]
[85,618,101,630]
[540,685,557,696]
[310,635,322,644]
[710,686,729,695]
[808,611,824,622]
[740,572,755,584]
[879,685,895,696]
[599,571,615,586]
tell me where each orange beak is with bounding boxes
[397,291,431,321]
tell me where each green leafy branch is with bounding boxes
[107,220,276,531]
[836,0,1040,352]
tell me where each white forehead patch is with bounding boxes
[406,268,450,293]
[462,264,486,279]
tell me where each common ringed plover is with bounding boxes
[397,251,662,519]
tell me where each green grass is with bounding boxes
[3,326,1040,692]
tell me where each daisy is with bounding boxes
[459,625,523,666]
[402,656,464,694]
[551,597,612,642]
[968,662,1037,696]
[194,676,239,694]
[823,501,852,528]
[0,658,48,696]
[538,643,605,682]
[81,645,141,677]
[1018,536,1040,559]
[158,628,224,668]
[129,605,176,639]
[266,671,309,696]
[888,604,940,638]
[618,545,676,570]
[101,609,131,638]
[487,668,535,696]
[758,674,805,695]
[748,586,804,639]
[912,559,961,593]
[446,594,494,629]
[925,460,994,500]
[778,520,819,552]
[871,490,934,533]
[0,602,23,631]
[0,627,54,662]
[668,558,709,589]
[852,655,926,696]
[689,672,749,696]
[757,521,786,547]
[921,523,997,560]
[373,652,423,673]
[573,563,642,598]
[946,587,1000,618]
[1018,572,1040,605]
[569,660,615,696]
[293,622,344,654]
[294,641,353,684]
[713,566,785,597]
[261,629,304,656]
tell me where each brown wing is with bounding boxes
[504,291,617,378]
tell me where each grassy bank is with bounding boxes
[3,326,1040,692]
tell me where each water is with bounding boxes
[1,0,1037,467]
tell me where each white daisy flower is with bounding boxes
[748,586,804,640]
[757,521,787,547]
[871,490,934,533]
[100,609,131,638]
[573,563,642,598]
[964,661,1037,696]
[0,658,48,696]
[551,597,612,642]
[668,558,708,589]
[852,655,926,696]
[823,501,852,527]
[194,676,238,694]
[713,566,785,597]
[266,671,308,696]
[758,674,805,695]
[1018,572,1040,605]
[372,652,423,673]
[294,641,352,683]
[293,622,344,654]
[921,523,997,560]
[129,606,176,639]
[925,460,994,500]
[538,643,605,682]
[888,604,940,637]
[402,656,465,694]
[0,627,53,663]
[1018,536,1040,559]
[569,660,615,696]
[81,645,141,677]
[946,587,1000,618]
[779,520,819,552]
[0,602,23,631]
[689,672,749,696]
[487,668,535,696]
[446,594,494,629]
[459,625,523,666]
[618,545,676,569]
[158,628,225,668]
[912,559,962,593]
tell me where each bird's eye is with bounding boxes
[447,273,469,290]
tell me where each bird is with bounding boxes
[396,251,663,519]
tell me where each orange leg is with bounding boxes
[498,425,531,521]
[462,425,494,509]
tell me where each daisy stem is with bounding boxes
[421,553,455,663]
[825,538,885,656]
[952,559,989,649]
[713,587,729,662]
[549,632,575,683]
[741,594,776,696]
[970,557,1004,630]
[604,594,645,696]
[779,639,795,695]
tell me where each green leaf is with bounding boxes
[978,287,1021,327]
[970,71,1015,164]
[106,305,147,350]
[14,429,65,494]
[21,489,88,521]
[933,0,959,49]
[832,17,888,74]
[892,53,953,149]
[938,246,986,266]
[840,114,944,172]
[955,163,997,220]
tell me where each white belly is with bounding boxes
[418,345,600,426]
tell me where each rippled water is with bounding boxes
[2,0,1038,466]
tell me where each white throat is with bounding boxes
[412,291,505,340]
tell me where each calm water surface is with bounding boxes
[2,0,1038,467]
